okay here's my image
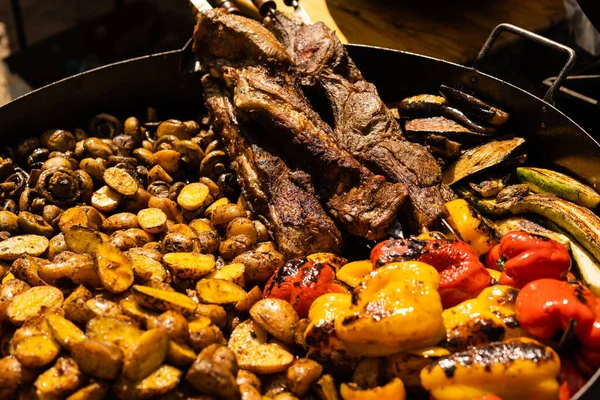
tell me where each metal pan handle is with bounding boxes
[472,23,576,104]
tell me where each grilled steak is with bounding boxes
[267,12,455,228]
[202,76,343,258]
[266,10,362,84]
[195,9,408,240]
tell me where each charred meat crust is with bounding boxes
[202,76,343,258]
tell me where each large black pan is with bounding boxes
[0,23,598,398]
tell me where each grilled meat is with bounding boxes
[195,10,408,240]
[317,72,454,228]
[266,10,362,83]
[266,12,455,228]
[202,76,343,258]
[232,66,408,239]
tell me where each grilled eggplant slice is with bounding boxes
[398,95,447,115]
[424,134,462,159]
[516,167,600,209]
[442,137,526,185]
[440,85,510,126]
[405,117,492,143]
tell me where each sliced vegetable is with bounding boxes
[132,285,197,317]
[442,137,525,185]
[516,167,600,208]
[509,194,600,262]
[405,116,491,142]
[196,279,246,305]
[445,199,498,255]
[495,217,570,246]
[439,85,510,126]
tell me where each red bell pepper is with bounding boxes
[559,359,588,400]
[371,238,491,308]
[516,279,600,348]
[263,257,347,318]
[576,346,600,378]
[485,231,571,288]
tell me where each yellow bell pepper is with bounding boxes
[486,268,501,282]
[420,337,560,400]
[336,261,373,288]
[334,261,445,357]
[445,199,497,255]
[340,378,406,400]
[307,252,347,269]
[304,292,353,354]
[442,285,526,352]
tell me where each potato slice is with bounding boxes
[91,185,122,213]
[196,279,246,305]
[103,167,138,196]
[189,219,215,234]
[132,284,197,317]
[163,252,215,280]
[235,286,263,314]
[0,279,30,322]
[71,338,123,380]
[94,243,134,293]
[203,197,229,219]
[137,208,168,234]
[119,297,159,324]
[86,316,143,354]
[47,313,86,351]
[134,364,182,399]
[167,340,196,367]
[287,358,323,397]
[0,355,37,392]
[63,285,95,324]
[228,319,268,355]
[129,253,169,282]
[11,254,48,286]
[250,299,299,344]
[58,207,97,233]
[64,225,104,254]
[86,296,123,318]
[237,343,294,374]
[7,286,64,325]
[148,165,173,184]
[205,263,246,287]
[0,235,49,261]
[123,328,169,381]
[66,382,108,400]
[34,357,82,399]
[177,183,210,211]
[103,212,140,231]
[15,334,61,368]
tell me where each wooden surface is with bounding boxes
[293,0,566,64]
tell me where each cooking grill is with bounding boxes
[0,14,599,398]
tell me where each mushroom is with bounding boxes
[82,138,114,159]
[154,135,180,152]
[218,173,239,200]
[36,167,82,206]
[89,113,123,138]
[40,129,76,152]
[16,137,40,162]
[157,119,194,140]
[42,205,63,228]
[200,150,228,181]
[1,169,28,200]
[124,116,143,143]
[74,169,94,203]
[205,140,224,154]
[0,199,18,213]
[176,140,204,170]
[168,182,186,202]
[26,148,49,170]
[17,211,54,237]
[193,128,216,150]
[19,188,44,213]
[113,134,136,156]
[0,158,15,181]
[147,181,171,199]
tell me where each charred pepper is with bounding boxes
[485,231,571,288]
[515,279,600,348]
[371,238,491,308]
[264,253,348,318]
